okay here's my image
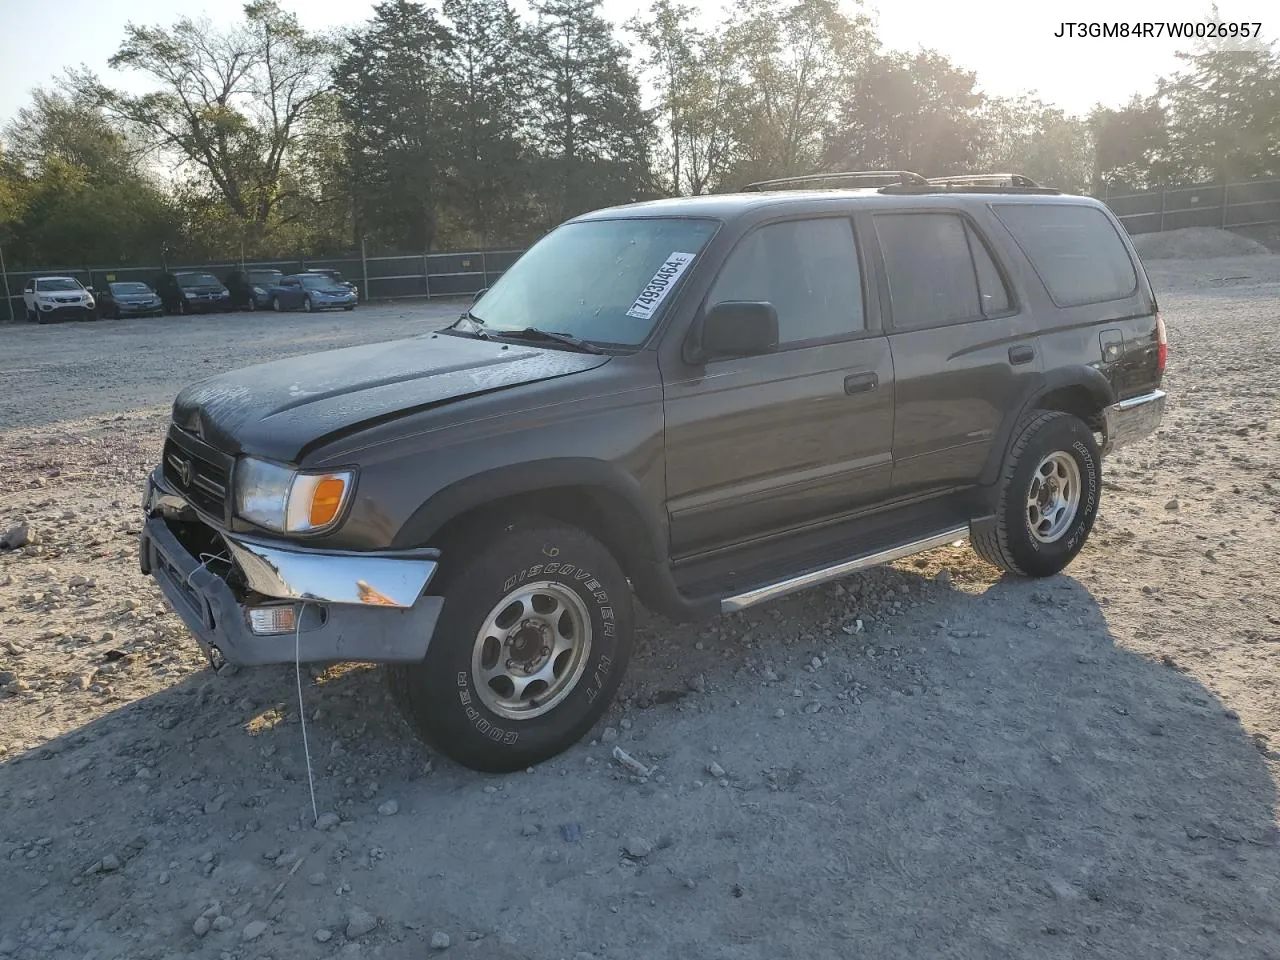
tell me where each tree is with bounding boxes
[1,81,180,266]
[528,0,654,222]
[976,95,1094,193]
[722,0,876,185]
[627,0,739,195]
[441,0,538,246]
[334,0,455,251]
[1089,96,1170,190]
[825,49,983,176]
[100,1,331,229]
[1157,11,1280,183]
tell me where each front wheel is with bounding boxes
[247,297,257,312]
[303,296,313,313]
[271,297,281,312]
[971,410,1101,578]
[388,519,634,772]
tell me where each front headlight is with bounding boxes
[253,286,266,296]
[85,298,95,308]
[184,291,197,299]
[233,457,354,533]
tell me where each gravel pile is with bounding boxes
[1132,226,1271,260]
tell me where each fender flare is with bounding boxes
[979,365,1115,487]
[391,457,668,564]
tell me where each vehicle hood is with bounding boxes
[171,332,611,461]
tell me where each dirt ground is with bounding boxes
[2,264,1279,960]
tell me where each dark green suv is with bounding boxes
[140,171,1166,772]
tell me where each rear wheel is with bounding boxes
[971,410,1101,577]
[177,299,188,316]
[388,519,633,772]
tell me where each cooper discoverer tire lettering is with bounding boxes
[971,410,1101,578]
[388,519,633,773]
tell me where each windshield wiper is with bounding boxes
[446,310,490,338]
[489,327,605,355]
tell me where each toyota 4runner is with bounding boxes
[139,171,1167,772]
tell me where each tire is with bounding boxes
[177,299,188,316]
[271,297,281,312]
[343,305,354,312]
[303,296,313,313]
[247,297,257,312]
[26,309,36,323]
[971,410,1101,578]
[388,519,634,772]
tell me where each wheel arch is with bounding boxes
[980,365,1114,488]
[392,458,670,604]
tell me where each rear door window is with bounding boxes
[874,213,1011,329]
[992,203,1137,307]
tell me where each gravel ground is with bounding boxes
[1,266,1279,960]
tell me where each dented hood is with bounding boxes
[171,332,609,460]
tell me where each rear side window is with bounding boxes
[992,203,1137,307]
[874,213,1011,329]
[708,217,865,344]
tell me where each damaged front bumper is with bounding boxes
[139,468,443,667]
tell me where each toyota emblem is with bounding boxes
[174,457,193,486]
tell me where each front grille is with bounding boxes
[163,427,233,521]
[54,296,81,303]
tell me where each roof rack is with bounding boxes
[926,173,1045,188]
[742,170,929,192]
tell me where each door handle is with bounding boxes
[844,371,878,395]
[1009,345,1035,365]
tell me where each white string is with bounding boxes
[183,550,230,591]
[295,600,319,825]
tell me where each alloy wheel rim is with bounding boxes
[1027,451,1082,543]
[471,581,593,721]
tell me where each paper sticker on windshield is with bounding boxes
[626,252,696,320]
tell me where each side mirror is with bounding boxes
[689,301,779,362]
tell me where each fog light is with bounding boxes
[248,605,298,635]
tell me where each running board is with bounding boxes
[719,524,971,613]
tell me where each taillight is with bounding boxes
[1155,312,1167,373]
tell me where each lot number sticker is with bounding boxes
[626,252,696,320]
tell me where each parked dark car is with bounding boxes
[224,269,284,311]
[95,280,165,319]
[304,268,358,299]
[141,170,1167,773]
[155,271,232,314]
[267,274,357,312]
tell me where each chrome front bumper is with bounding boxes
[140,469,443,666]
[1101,389,1166,455]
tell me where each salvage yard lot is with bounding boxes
[1,260,1280,959]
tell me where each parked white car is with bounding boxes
[23,276,96,323]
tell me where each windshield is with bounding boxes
[470,217,719,346]
[300,275,337,289]
[35,278,82,292]
[178,273,222,287]
[248,271,281,284]
[110,282,151,294]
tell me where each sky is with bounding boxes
[0,0,1273,127]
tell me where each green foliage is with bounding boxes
[4,0,1280,269]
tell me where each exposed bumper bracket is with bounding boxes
[1101,389,1166,456]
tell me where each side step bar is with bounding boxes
[719,524,971,613]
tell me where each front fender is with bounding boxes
[391,457,668,563]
